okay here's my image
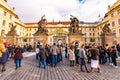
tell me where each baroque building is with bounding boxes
[0,0,25,44]
[0,0,120,46]
[25,21,99,46]
[96,0,120,45]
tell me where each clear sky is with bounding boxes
[7,0,117,23]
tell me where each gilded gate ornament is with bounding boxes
[49,28,68,34]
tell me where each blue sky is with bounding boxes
[7,0,117,23]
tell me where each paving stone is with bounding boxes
[0,52,120,80]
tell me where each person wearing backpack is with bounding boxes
[51,43,58,67]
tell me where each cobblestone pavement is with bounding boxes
[0,52,120,80]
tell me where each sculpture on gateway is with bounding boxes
[37,14,47,33]
[69,15,81,33]
[102,23,112,34]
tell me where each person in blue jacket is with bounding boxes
[0,49,9,72]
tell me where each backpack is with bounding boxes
[75,49,80,57]
[39,48,44,58]
[53,46,57,54]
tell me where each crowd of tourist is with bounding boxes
[0,39,120,74]
[36,42,63,69]
[35,42,119,73]
[0,42,33,72]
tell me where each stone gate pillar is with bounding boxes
[68,15,84,46]
[101,33,115,47]
[34,33,48,46]
[34,15,48,46]
[68,33,83,46]
[101,23,116,47]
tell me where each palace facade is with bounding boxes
[0,0,120,46]
[0,0,25,44]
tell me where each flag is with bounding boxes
[98,14,100,18]
[98,14,102,21]
[3,42,7,47]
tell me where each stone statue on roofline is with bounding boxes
[102,23,112,34]
[69,15,81,33]
[37,14,47,33]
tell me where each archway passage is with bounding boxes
[53,34,67,45]
[49,28,69,45]
[58,39,63,45]
[72,41,80,46]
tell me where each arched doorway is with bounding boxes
[72,41,80,46]
[49,28,69,45]
[53,33,67,45]
[57,39,63,45]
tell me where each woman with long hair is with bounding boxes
[89,44,101,73]
[69,45,75,66]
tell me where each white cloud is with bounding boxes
[7,0,117,22]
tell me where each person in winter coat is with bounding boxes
[0,37,6,57]
[79,44,89,73]
[99,46,106,64]
[0,48,9,72]
[111,46,118,68]
[38,45,47,69]
[116,44,120,56]
[65,44,68,58]
[89,44,101,73]
[10,45,16,59]
[57,45,63,62]
[36,45,39,60]
[51,43,58,67]
[69,45,75,66]
[14,46,23,70]
[74,45,80,66]
[23,44,27,52]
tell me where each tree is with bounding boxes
[23,38,27,42]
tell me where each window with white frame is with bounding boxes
[112,21,115,27]
[2,20,6,26]
[118,19,120,25]
[10,15,12,19]
[4,11,6,16]
[117,9,120,15]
